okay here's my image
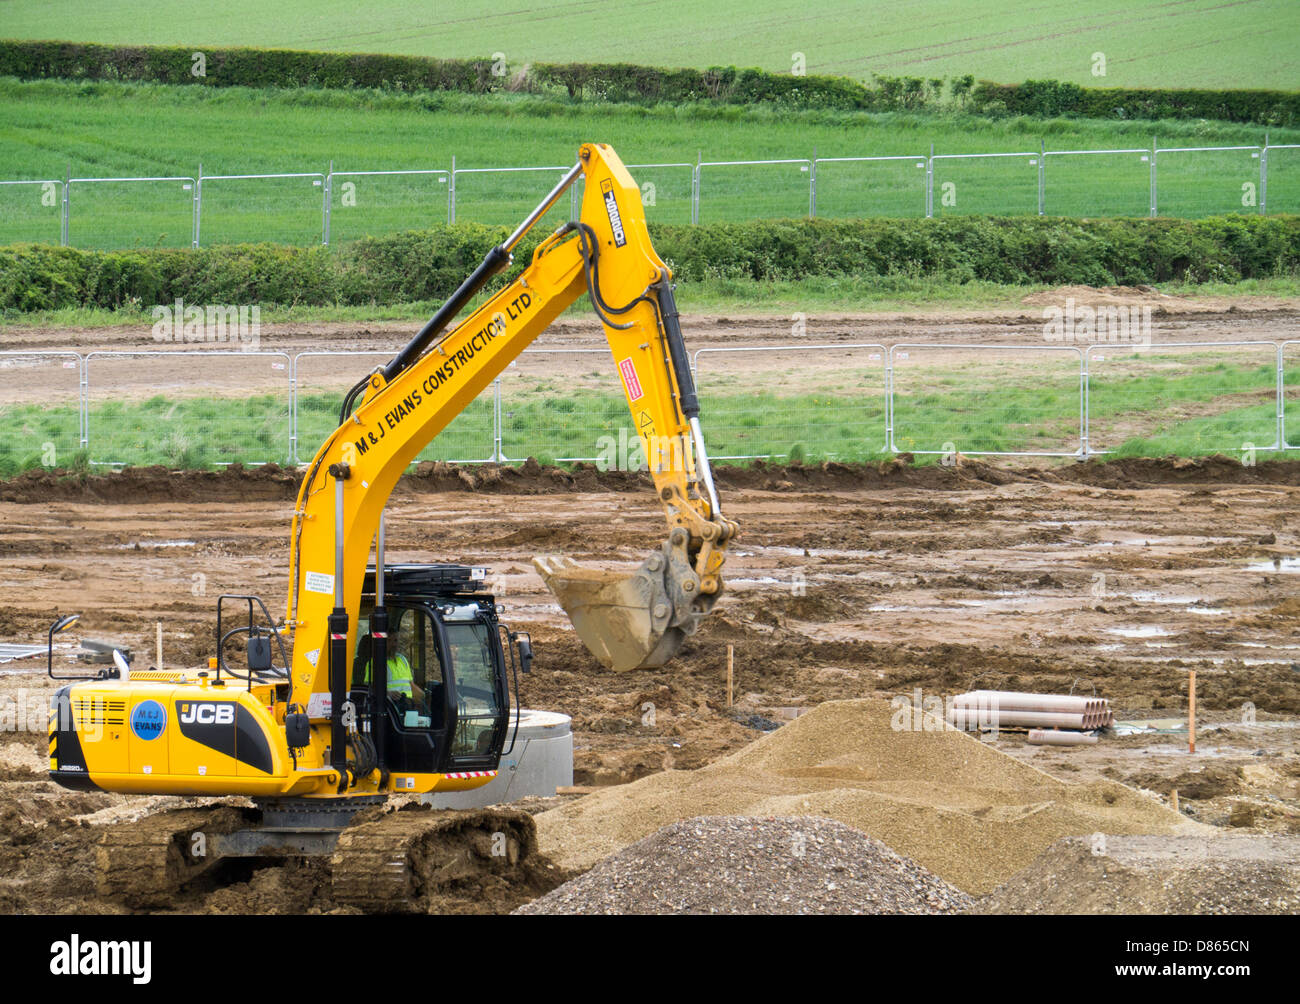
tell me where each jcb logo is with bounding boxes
[600,179,627,248]
[179,703,235,726]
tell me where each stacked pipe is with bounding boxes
[946,690,1113,738]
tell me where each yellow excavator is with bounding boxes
[46,143,737,910]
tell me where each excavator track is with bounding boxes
[94,801,545,913]
[96,805,255,909]
[330,804,539,913]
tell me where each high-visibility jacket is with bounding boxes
[363,652,414,696]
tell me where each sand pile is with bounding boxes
[535,699,1202,895]
[517,816,971,915]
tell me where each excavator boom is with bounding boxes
[286,144,738,786]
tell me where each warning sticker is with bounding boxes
[307,692,332,720]
[304,571,334,595]
[619,358,644,402]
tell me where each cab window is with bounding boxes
[353,607,446,729]
[444,619,502,758]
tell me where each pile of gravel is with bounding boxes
[515,815,971,915]
[973,834,1300,915]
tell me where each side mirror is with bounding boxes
[516,636,533,675]
[51,614,80,636]
[47,613,81,681]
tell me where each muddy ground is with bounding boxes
[1,294,1298,914]
[1,451,1298,912]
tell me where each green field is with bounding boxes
[4,348,1297,474]
[2,0,1297,89]
[2,78,1297,249]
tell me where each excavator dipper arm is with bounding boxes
[285,143,737,783]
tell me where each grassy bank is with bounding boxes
[5,344,1296,475]
[3,274,1299,334]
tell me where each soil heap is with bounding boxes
[973,834,1300,914]
[534,699,1201,895]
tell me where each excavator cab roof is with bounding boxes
[360,563,489,600]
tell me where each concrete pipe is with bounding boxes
[1027,729,1099,746]
[952,690,1100,714]
[946,708,1090,730]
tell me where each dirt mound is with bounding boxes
[1124,764,1244,800]
[534,699,1199,895]
[973,834,1300,914]
[0,463,301,504]
[6,454,1300,505]
[516,815,971,915]
[1053,455,1300,488]
[1021,285,1184,309]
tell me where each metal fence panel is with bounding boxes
[68,177,194,249]
[451,166,575,227]
[1284,340,1300,449]
[497,348,617,464]
[199,173,324,246]
[569,163,695,226]
[890,344,1084,456]
[697,159,811,222]
[1264,145,1300,214]
[1154,147,1262,218]
[694,344,887,461]
[1085,341,1279,457]
[292,351,494,465]
[813,157,927,219]
[85,351,292,467]
[1043,150,1150,218]
[0,180,63,245]
[931,153,1038,216]
[0,352,82,475]
[327,170,450,243]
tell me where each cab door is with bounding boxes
[441,615,508,768]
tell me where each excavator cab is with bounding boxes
[349,564,521,777]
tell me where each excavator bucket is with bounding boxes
[534,534,717,672]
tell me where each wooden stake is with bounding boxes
[1170,788,1180,814]
[156,622,163,672]
[1188,669,1196,754]
[726,644,734,708]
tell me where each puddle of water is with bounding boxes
[1186,607,1228,616]
[1244,557,1300,573]
[745,545,881,560]
[1106,625,1172,638]
[1127,592,1201,605]
[115,540,196,550]
[1116,654,1293,667]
